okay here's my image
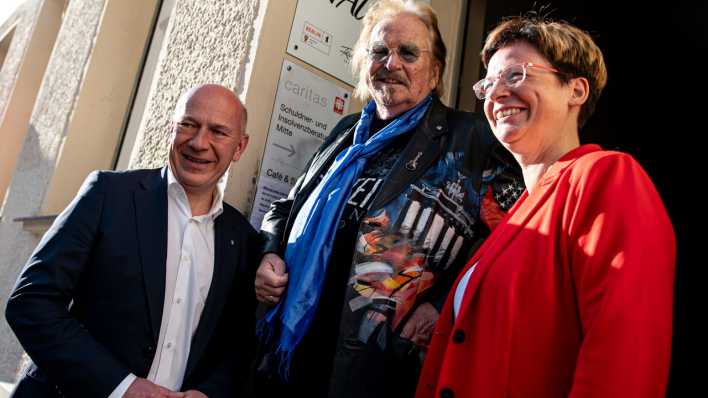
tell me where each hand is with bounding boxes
[124,378,179,398]
[400,302,439,347]
[254,253,288,305]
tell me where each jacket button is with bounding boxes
[143,345,155,357]
[452,330,465,343]
[440,387,454,398]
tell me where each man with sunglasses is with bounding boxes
[252,1,522,397]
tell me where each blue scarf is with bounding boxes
[257,95,433,378]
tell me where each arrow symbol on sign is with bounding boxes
[273,143,296,157]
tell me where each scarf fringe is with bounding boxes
[256,315,297,381]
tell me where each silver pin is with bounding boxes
[230,240,235,246]
[406,151,423,171]
[435,125,443,131]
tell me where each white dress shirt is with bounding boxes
[109,166,228,397]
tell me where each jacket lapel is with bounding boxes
[133,168,168,342]
[183,211,240,379]
[372,97,448,209]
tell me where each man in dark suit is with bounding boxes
[5,84,259,397]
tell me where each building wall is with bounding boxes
[0,1,38,126]
[41,0,159,214]
[0,0,109,380]
[0,0,62,210]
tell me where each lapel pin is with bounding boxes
[230,239,235,246]
[406,151,423,171]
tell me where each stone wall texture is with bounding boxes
[0,0,42,137]
[130,0,261,169]
[0,0,43,381]
[0,0,107,381]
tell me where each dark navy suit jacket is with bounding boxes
[5,168,260,397]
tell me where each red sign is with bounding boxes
[333,96,345,114]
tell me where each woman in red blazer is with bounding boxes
[416,16,675,398]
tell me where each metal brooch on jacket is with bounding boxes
[406,151,424,171]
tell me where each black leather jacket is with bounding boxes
[255,97,523,398]
[261,96,519,259]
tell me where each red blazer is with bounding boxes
[416,145,675,398]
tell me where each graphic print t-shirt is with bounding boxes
[284,119,409,396]
[329,148,496,398]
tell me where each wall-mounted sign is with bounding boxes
[250,60,352,228]
[287,0,431,85]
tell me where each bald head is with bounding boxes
[169,84,250,203]
[173,84,248,137]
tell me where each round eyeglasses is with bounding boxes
[367,43,430,64]
[473,62,560,100]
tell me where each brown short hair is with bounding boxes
[351,0,447,101]
[481,16,607,127]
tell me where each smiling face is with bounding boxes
[483,41,581,162]
[366,13,439,120]
[169,85,248,198]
